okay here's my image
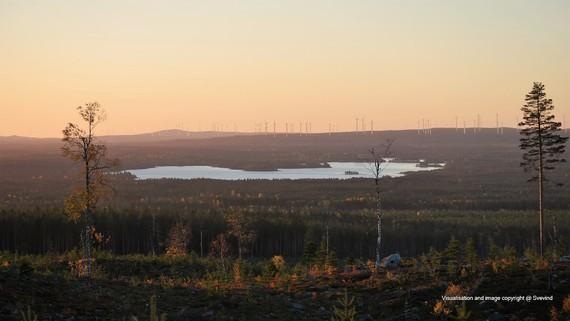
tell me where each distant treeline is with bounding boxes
[2,156,570,212]
[1,207,568,259]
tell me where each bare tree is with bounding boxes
[62,102,116,278]
[368,139,394,268]
[519,82,568,256]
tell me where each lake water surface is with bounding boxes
[126,162,443,180]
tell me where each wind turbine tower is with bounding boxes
[455,116,458,132]
[477,114,481,133]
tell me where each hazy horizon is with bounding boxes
[1,0,569,137]
[2,125,545,139]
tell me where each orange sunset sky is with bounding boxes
[1,1,569,137]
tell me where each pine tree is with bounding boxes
[519,82,568,256]
[464,238,478,272]
[331,289,357,321]
[302,241,317,267]
[325,250,338,272]
[444,237,461,263]
[316,239,328,268]
[445,236,461,276]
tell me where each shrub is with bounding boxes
[271,255,286,272]
[560,295,570,320]
[524,248,549,270]
[19,306,38,321]
[449,301,471,321]
[165,222,191,257]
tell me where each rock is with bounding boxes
[322,291,337,300]
[358,314,375,321]
[290,302,305,313]
[221,295,240,308]
[486,312,505,321]
[384,311,420,321]
[201,310,214,318]
[318,306,330,318]
[293,291,312,299]
[316,285,330,292]
[340,270,372,281]
[380,253,401,269]
[173,308,203,321]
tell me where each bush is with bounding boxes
[165,222,191,257]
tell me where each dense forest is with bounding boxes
[1,207,569,259]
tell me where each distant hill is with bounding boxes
[0,135,59,143]
[98,129,249,143]
[0,129,248,144]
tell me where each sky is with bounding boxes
[1,0,569,137]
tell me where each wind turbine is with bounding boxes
[417,119,420,135]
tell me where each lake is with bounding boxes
[126,162,443,180]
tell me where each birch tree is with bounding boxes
[62,102,116,278]
[369,139,394,268]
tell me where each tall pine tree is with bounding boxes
[519,82,568,256]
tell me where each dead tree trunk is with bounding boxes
[369,140,393,269]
